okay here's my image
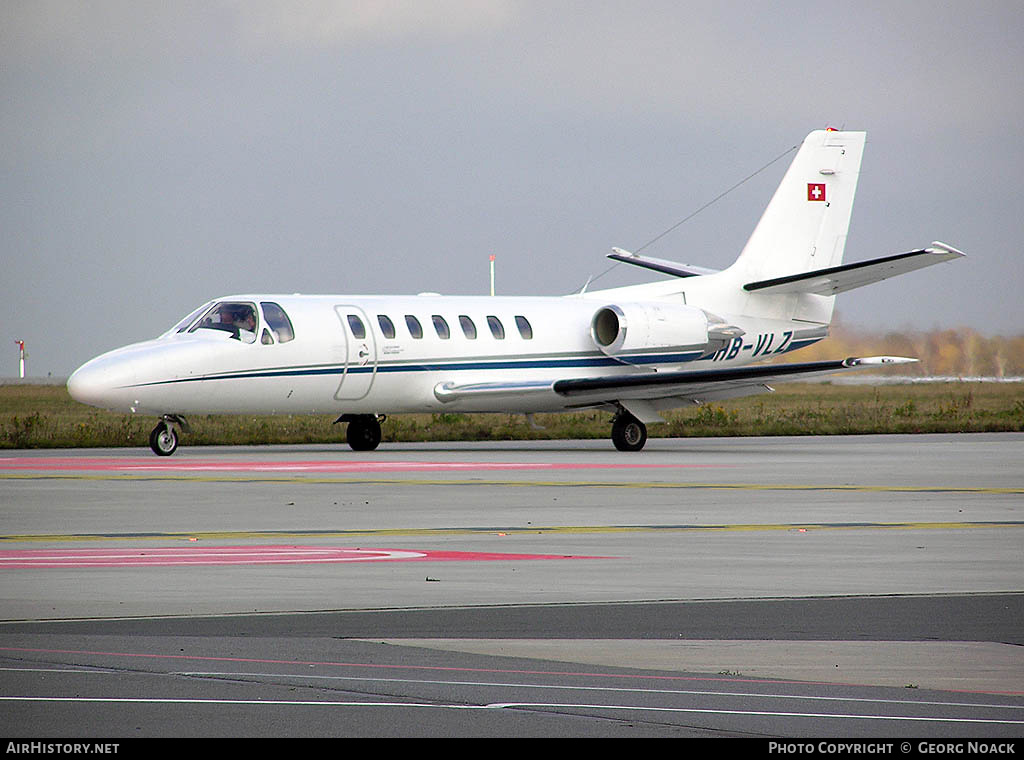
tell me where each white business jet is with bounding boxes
[68,129,963,455]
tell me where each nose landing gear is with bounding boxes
[149,415,188,456]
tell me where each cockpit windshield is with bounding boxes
[188,301,259,343]
[163,302,213,337]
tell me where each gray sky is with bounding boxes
[3,1,1022,377]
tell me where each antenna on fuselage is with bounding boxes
[489,254,495,296]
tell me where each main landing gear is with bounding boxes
[149,415,188,456]
[335,414,385,451]
[611,411,648,452]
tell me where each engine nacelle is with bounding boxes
[590,302,710,359]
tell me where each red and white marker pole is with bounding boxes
[14,340,25,379]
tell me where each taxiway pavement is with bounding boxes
[1,433,1022,736]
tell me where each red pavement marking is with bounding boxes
[0,457,725,473]
[0,545,607,569]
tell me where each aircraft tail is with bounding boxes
[725,129,866,324]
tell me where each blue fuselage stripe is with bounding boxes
[127,350,707,388]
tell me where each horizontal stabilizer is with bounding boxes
[743,242,965,296]
[608,248,720,279]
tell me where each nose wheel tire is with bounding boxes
[149,423,178,456]
[346,417,382,451]
[611,413,647,452]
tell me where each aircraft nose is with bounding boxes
[67,361,108,408]
[67,355,138,411]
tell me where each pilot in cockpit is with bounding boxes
[233,307,257,342]
[215,304,237,327]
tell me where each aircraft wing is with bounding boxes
[551,356,914,404]
[434,356,915,410]
[743,242,964,296]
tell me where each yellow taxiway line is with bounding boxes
[3,521,1022,543]
[1,471,1021,495]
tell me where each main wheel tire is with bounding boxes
[346,417,382,451]
[611,414,647,452]
[149,423,178,456]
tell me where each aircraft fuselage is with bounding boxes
[68,292,816,419]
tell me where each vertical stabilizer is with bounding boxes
[726,129,866,323]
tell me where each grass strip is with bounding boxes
[2,382,1022,449]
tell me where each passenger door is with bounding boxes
[333,305,378,401]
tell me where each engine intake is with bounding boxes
[591,302,711,360]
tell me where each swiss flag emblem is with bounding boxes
[807,183,826,202]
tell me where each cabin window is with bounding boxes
[190,301,259,344]
[432,315,450,339]
[260,302,295,343]
[459,315,477,339]
[487,315,505,340]
[405,315,423,339]
[377,314,396,339]
[515,315,533,340]
[346,314,366,339]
